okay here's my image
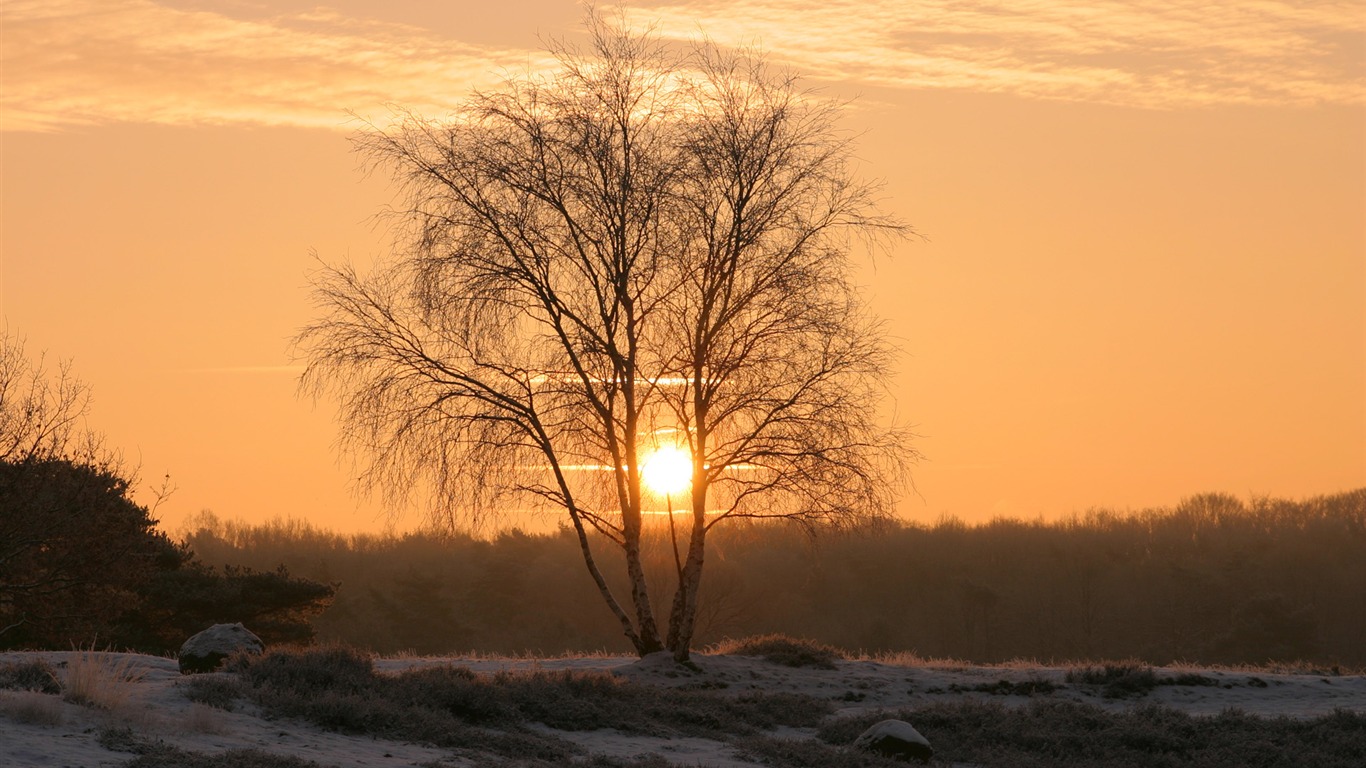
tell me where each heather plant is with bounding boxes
[183,675,246,711]
[226,644,373,694]
[1066,661,1162,698]
[0,658,60,694]
[819,701,1366,768]
[225,646,831,758]
[711,634,845,669]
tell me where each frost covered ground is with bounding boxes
[1,649,1363,767]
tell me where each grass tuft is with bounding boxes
[61,650,144,710]
[709,634,845,669]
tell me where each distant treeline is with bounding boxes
[180,489,1366,667]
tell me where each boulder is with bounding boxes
[178,623,264,674]
[852,719,934,763]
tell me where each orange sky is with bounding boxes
[2,0,1363,533]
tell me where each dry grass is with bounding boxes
[1179,659,1364,676]
[708,634,845,669]
[857,651,1366,677]
[0,690,65,726]
[183,702,228,734]
[61,650,145,711]
[388,647,624,662]
[858,650,983,670]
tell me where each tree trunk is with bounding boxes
[665,498,708,661]
[622,513,665,655]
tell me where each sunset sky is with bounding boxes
[2,0,1362,533]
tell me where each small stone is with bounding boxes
[853,718,934,763]
[178,623,264,674]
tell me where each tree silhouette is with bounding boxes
[0,334,333,650]
[0,457,167,642]
[0,330,101,464]
[297,13,911,660]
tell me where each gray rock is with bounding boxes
[178,623,264,674]
[853,719,934,763]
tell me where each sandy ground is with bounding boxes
[2,651,1362,768]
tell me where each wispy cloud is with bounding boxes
[1,0,553,132]
[178,365,306,374]
[628,0,1365,108]
[1,0,1360,133]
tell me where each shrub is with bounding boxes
[0,690,65,726]
[227,645,373,694]
[819,700,1366,767]
[184,675,246,711]
[0,659,60,694]
[1169,672,1219,687]
[227,650,579,761]
[711,634,845,669]
[1066,661,1161,698]
[225,646,833,755]
[383,664,517,725]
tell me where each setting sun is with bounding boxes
[641,445,692,496]
[1,0,1359,533]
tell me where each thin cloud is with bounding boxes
[1,0,554,132]
[1,0,1360,133]
[627,0,1365,108]
[179,365,306,374]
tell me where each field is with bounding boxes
[2,640,1363,767]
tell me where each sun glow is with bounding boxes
[641,445,692,496]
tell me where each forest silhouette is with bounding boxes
[181,489,1365,668]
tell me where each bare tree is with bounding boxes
[0,331,98,464]
[654,46,914,655]
[297,13,913,660]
